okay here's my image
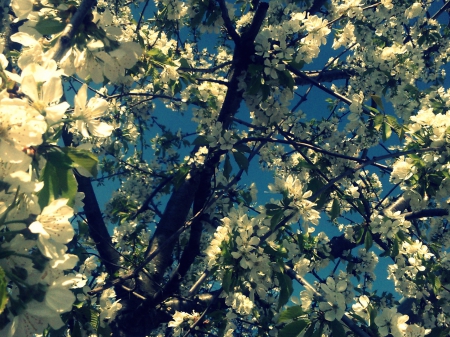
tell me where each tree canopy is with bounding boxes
[0,0,450,336]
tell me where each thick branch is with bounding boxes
[404,208,449,220]
[217,1,269,127]
[217,0,240,44]
[294,69,355,85]
[62,130,121,275]
[51,0,96,62]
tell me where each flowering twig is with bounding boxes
[284,265,371,337]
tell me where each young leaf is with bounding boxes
[38,151,77,209]
[373,113,384,131]
[278,320,309,337]
[276,272,294,310]
[223,154,232,180]
[278,306,305,323]
[270,209,285,229]
[382,121,392,141]
[364,231,373,251]
[330,199,340,221]
[328,319,346,337]
[370,95,385,112]
[222,269,233,293]
[232,151,249,173]
[192,135,210,146]
[35,18,65,35]
[63,147,99,177]
[0,266,8,314]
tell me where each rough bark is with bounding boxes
[110,3,270,336]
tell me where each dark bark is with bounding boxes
[110,3,270,336]
[62,130,122,276]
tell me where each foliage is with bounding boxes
[0,0,449,336]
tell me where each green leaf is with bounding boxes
[232,151,249,173]
[38,150,78,209]
[276,272,294,310]
[349,313,367,325]
[278,306,305,323]
[63,147,99,177]
[428,326,450,337]
[179,58,191,69]
[328,319,346,337]
[278,320,309,337]
[382,121,392,141]
[223,154,232,180]
[304,323,315,336]
[364,231,373,251]
[270,209,285,229]
[90,308,100,331]
[265,203,282,212]
[391,237,400,257]
[233,143,251,153]
[192,135,210,146]
[278,70,295,91]
[171,165,190,190]
[312,323,324,337]
[288,60,305,70]
[429,273,441,293]
[72,321,82,337]
[35,18,65,35]
[370,95,384,112]
[222,269,233,293]
[330,199,340,221]
[0,267,8,314]
[373,113,384,131]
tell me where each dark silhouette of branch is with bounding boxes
[294,69,355,85]
[308,0,327,14]
[217,0,240,44]
[178,61,233,73]
[404,208,449,220]
[431,0,450,20]
[62,130,122,275]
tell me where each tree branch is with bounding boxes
[294,69,355,85]
[178,61,233,73]
[62,130,121,275]
[310,146,445,201]
[284,265,371,337]
[51,0,97,62]
[217,0,241,44]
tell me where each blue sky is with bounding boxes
[89,0,450,303]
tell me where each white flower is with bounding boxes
[321,277,347,295]
[29,199,74,244]
[381,0,393,9]
[391,157,414,184]
[168,311,189,328]
[375,307,409,337]
[0,97,47,163]
[11,0,34,21]
[405,3,424,19]
[318,292,346,321]
[73,83,113,138]
[21,69,69,125]
[225,292,254,315]
[44,285,76,313]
